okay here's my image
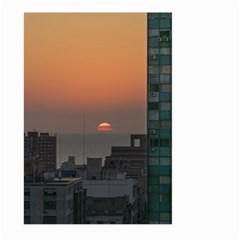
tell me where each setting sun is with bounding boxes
[97,123,112,132]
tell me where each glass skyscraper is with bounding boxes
[147,13,172,224]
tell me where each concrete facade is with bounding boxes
[24,178,86,224]
[83,179,139,223]
[86,196,130,224]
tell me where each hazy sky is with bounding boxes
[24,13,147,134]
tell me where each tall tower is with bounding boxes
[147,13,172,224]
[24,131,57,181]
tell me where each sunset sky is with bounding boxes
[24,13,147,134]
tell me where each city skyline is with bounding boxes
[24,13,147,134]
[24,12,172,224]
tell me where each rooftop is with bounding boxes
[25,177,82,186]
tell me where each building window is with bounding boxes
[149,84,159,91]
[134,139,140,147]
[160,102,171,111]
[150,139,159,147]
[159,166,171,175]
[149,128,157,135]
[160,120,171,128]
[159,202,171,211]
[149,48,159,55]
[159,147,171,157]
[24,216,30,224]
[160,65,171,74]
[149,111,159,120]
[159,110,171,120]
[159,19,171,28]
[160,213,171,221]
[160,74,171,83]
[148,13,160,19]
[43,216,57,224]
[160,193,171,202]
[160,176,171,184]
[149,75,159,84]
[44,201,56,210]
[149,54,159,61]
[159,184,171,193]
[148,92,159,102]
[160,84,171,92]
[149,166,160,176]
[149,157,159,165]
[149,177,159,185]
[44,188,56,196]
[159,13,171,19]
[149,19,159,28]
[160,48,171,55]
[159,30,171,41]
[24,201,30,210]
[148,102,159,110]
[149,66,159,74]
[159,93,171,102]
[149,211,159,221]
[24,190,30,196]
[149,147,160,157]
[159,55,171,65]
[149,120,160,128]
[160,139,170,147]
[159,128,170,138]
[149,29,159,37]
[160,157,171,166]
[149,37,160,47]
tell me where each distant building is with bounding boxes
[86,196,131,224]
[83,179,141,223]
[76,164,87,180]
[59,156,77,177]
[24,131,56,181]
[58,157,102,181]
[102,134,147,222]
[24,178,86,224]
[104,134,147,172]
[60,156,76,170]
[87,157,102,180]
[102,167,117,180]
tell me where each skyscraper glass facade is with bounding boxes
[147,13,172,224]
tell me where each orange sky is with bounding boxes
[24,13,147,133]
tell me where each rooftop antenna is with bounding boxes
[83,111,85,165]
